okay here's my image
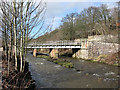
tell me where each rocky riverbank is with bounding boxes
[92,51,120,66]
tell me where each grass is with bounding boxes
[37,55,49,59]
[37,55,74,68]
[53,60,74,68]
[36,54,119,67]
[113,63,119,66]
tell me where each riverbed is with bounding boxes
[26,53,119,88]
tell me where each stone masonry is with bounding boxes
[73,35,119,60]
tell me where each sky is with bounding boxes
[0,0,119,38]
[38,1,118,35]
[8,0,117,38]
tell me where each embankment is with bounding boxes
[2,55,35,89]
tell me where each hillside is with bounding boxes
[34,28,119,43]
[33,4,119,42]
[35,29,63,42]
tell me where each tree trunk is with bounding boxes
[13,1,17,70]
[20,2,23,72]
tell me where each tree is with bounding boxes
[0,0,46,72]
[61,13,78,40]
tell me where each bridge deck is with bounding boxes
[27,39,88,49]
[27,45,81,49]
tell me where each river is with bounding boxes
[26,53,119,88]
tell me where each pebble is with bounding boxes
[93,73,100,77]
[41,63,43,64]
[72,68,76,71]
[105,72,115,76]
[54,65,61,68]
[104,78,110,81]
[86,84,89,87]
[42,59,45,61]
[79,60,84,62]
[35,63,39,65]
[77,71,81,73]
[98,77,102,82]
[117,75,120,78]
[104,78,117,81]
[86,73,89,76]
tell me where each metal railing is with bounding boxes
[27,39,88,48]
[28,39,86,45]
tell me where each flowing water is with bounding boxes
[26,53,119,88]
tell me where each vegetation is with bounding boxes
[92,52,120,66]
[0,0,46,72]
[53,60,74,68]
[2,57,35,89]
[36,3,119,42]
[37,55,74,68]
[0,0,47,89]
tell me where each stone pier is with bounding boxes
[72,40,88,59]
[50,49,59,59]
[72,49,88,59]
[33,49,37,57]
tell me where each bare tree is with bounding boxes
[0,0,47,72]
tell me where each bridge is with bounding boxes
[27,39,88,59]
[26,35,120,61]
[27,39,88,49]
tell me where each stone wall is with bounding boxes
[88,41,119,59]
[73,35,119,60]
[88,35,118,43]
